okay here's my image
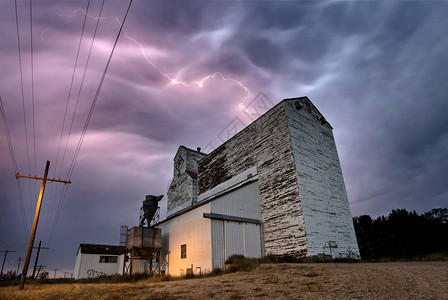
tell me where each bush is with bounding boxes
[262,255,305,264]
[225,255,260,272]
[211,268,222,275]
[75,273,152,284]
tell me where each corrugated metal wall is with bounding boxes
[211,220,263,269]
[225,221,245,257]
[210,181,261,220]
[211,219,225,269]
[210,180,263,269]
[244,223,262,258]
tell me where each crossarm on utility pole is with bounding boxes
[15,173,71,184]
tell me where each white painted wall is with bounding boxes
[73,251,82,279]
[285,99,360,258]
[74,252,124,279]
[159,203,212,276]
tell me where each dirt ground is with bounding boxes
[1,261,447,300]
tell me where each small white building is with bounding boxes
[73,244,126,279]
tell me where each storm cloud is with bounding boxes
[0,1,447,273]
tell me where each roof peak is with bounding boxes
[179,145,207,155]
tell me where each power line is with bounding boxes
[14,0,31,176]
[48,0,105,243]
[49,0,134,244]
[0,96,18,173]
[57,0,104,181]
[0,96,28,236]
[46,0,92,239]
[29,0,38,228]
[6,256,14,266]
[29,0,37,175]
[16,179,29,237]
[53,0,91,179]
[14,0,32,239]
[67,0,134,181]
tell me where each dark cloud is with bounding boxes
[1,0,447,274]
[244,38,284,71]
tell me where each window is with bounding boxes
[181,244,187,259]
[99,256,118,263]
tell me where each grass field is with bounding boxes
[1,261,447,299]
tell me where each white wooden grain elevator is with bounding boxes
[157,96,360,276]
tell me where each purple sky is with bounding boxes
[1,1,447,275]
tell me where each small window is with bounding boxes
[99,256,118,263]
[181,244,187,259]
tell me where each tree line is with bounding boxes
[353,208,447,260]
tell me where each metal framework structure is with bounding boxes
[119,225,128,247]
[125,248,162,276]
[125,197,162,276]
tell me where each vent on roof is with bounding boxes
[294,101,303,111]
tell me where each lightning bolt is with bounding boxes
[59,9,251,108]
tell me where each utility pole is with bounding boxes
[36,264,46,278]
[52,268,59,279]
[63,271,68,278]
[32,240,49,279]
[0,250,16,275]
[16,257,22,275]
[17,161,71,290]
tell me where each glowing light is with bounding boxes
[59,9,251,106]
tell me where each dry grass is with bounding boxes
[1,261,447,299]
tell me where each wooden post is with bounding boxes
[158,250,161,276]
[130,248,134,276]
[17,161,70,290]
[1,250,16,275]
[16,257,22,275]
[19,161,50,290]
[32,240,48,279]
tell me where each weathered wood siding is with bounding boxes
[284,98,360,258]
[167,146,205,216]
[167,172,193,216]
[198,103,308,257]
[186,150,204,174]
